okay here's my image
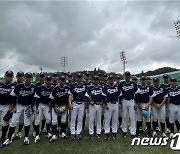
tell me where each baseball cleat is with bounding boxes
[166,128,171,134]
[41,128,47,133]
[161,132,167,138]
[34,135,40,143]
[152,131,157,137]
[61,133,67,139]
[50,135,57,142]
[77,134,82,139]
[131,135,136,140]
[112,133,118,139]
[96,134,102,139]
[47,133,52,139]
[0,139,12,148]
[24,137,30,145]
[16,132,22,139]
[71,134,75,140]
[33,131,36,138]
[122,132,127,138]
[105,134,110,140]
[169,133,174,139]
[12,133,16,141]
[89,135,93,139]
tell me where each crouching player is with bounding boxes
[85,76,106,139]
[136,76,153,137]
[34,76,53,143]
[167,78,180,138]
[0,72,36,147]
[49,76,70,142]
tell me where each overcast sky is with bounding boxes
[0,0,180,76]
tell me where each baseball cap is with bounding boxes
[146,77,152,80]
[163,74,169,78]
[140,76,146,80]
[170,78,177,82]
[132,76,137,80]
[153,77,159,82]
[98,73,101,77]
[17,71,24,77]
[109,75,114,80]
[116,76,121,80]
[124,71,131,76]
[103,74,108,77]
[5,70,14,77]
[53,72,58,77]
[45,76,52,81]
[77,73,82,78]
[85,72,90,76]
[68,73,73,77]
[93,76,99,80]
[59,76,66,81]
[25,72,32,78]
[39,72,45,77]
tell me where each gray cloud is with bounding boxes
[0,0,180,76]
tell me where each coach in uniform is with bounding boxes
[0,71,15,143]
[69,73,87,140]
[119,71,138,139]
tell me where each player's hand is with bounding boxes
[105,104,109,110]
[134,104,138,110]
[155,104,161,109]
[90,101,94,106]
[69,104,73,110]
[36,109,39,114]
[54,107,59,113]
[12,107,16,113]
[145,104,150,111]
[138,104,142,110]
[166,107,170,112]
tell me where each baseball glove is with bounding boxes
[3,110,13,121]
[55,105,66,113]
[24,105,34,118]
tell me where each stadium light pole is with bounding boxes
[174,21,180,39]
[39,67,43,73]
[61,56,68,72]
[120,51,127,74]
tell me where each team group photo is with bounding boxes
[0,0,180,153]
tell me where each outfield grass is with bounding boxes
[0,114,179,154]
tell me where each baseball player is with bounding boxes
[52,72,59,87]
[162,74,171,134]
[132,76,138,84]
[69,73,87,140]
[0,72,36,147]
[136,76,153,137]
[151,77,168,138]
[104,75,122,140]
[146,77,152,87]
[14,71,25,139]
[49,76,70,142]
[119,71,138,139]
[85,76,106,139]
[0,71,15,143]
[167,78,180,138]
[34,76,54,143]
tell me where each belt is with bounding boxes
[94,102,101,105]
[108,101,118,104]
[124,98,133,101]
[74,101,84,105]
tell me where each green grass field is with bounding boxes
[0,114,179,154]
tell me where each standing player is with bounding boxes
[52,72,59,87]
[151,77,168,137]
[162,74,171,134]
[34,76,53,143]
[85,76,106,139]
[104,76,122,140]
[0,71,15,143]
[167,78,180,138]
[69,73,87,140]
[119,71,138,139]
[146,77,152,86]
[49,76,70,141]
[0,72,36,147]
[136,76,153,137]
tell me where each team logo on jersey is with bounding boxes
[41,91,51,96]
[153,88,163,96]
[74,86,86,93]
[91,89,102,95]
[19,90,34,96]
[169,89,180,97]
[0,88,13,94]
[107,87,118,94]
[122,84,134,91]
[131,133,180,151]
[55,89,69,97]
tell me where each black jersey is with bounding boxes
[119,81,137,100]
[151,85,168,104]
[0,82,16,105]
[11,83,37,106]
[35,81,44,87]
[69,82,87,102]
[35,85,54,105]
[50,85,70,107]
[136,85,153,103]
[161,83,171,90]
[167,86,180,105]
[85,84,106,103]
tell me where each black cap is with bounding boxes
[146,77,152,80]
[5,70,14,77]
[132,76,137,80]
[39,72,45,77]
[93,76,99,80]
[98,73,101,77]
[17,71,24,77]
[103,74,108,77]
[140,76,146,80]
[45,76,52,81]
[116,76,121,80]
[77,73,82,78]
[153,77,159,82]
[59,76,66,81]
[109,75,114,80]
[124,71,131,76]
[68,73,73,77]
[25,72,32,78]
[85,72,90,76]
[63,72,67,76]
[163,74,169,78]
[53,72,58,77]
[170,78,177,82]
